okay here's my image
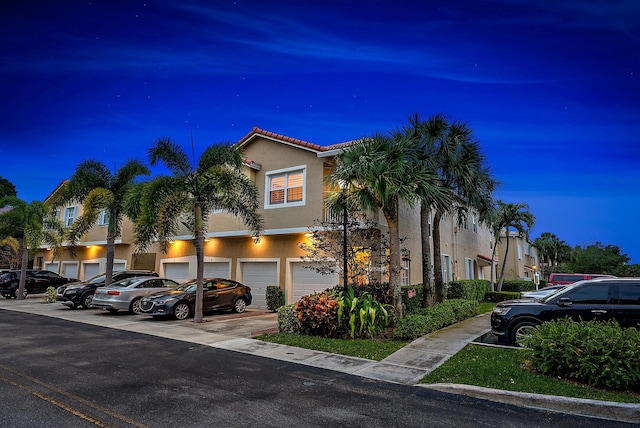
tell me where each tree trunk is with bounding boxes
[17,244,28,300]
[420,205,433,307]
[497,233,510,291]
[489,243,497,292]
[194,202,205,323]
[105,232,115,286]
[384,207,403,318]
[433,209,444,303]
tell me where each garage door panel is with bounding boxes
[241,262,276,309]
[204,262,230,279]
[292,264,338,302]
[164,263,190,283]
[83,263,100,281]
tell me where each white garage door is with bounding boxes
[164,262,190,283]
[241,262,277,309]
[113,262,126,272]
[83,263,100,281]
[45,262,59,273]
[204,262,230,279]
[292,263,338,302]
[61,263,78,280]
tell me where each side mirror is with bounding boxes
[557,297,572,307]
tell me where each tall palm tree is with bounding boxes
[396,113,451,307]
[533,232,571,278]
[494,201,535,291]
[50,160,150,286]
[0,197,48,298]
[125,138,263,323]
[407,117,497,303]
[328,133,441,317]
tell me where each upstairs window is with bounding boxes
[64,206,77,226]
[98,209,109,226]
[266,167,305,208]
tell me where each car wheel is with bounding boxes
[173,302,191,320]
[107,308,119,314]
[512,321,537,346]
[129,298,143,315]
[233,298,247,313]
[81,293,94,309]
[3,294,11,299]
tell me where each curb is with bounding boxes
[420,383,640,424]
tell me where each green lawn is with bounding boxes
[420,344,640,403]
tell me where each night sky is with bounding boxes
[1,1,638,263]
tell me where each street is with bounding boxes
[0,310,631,427]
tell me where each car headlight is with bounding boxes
[156,297,174,304]
[492,307,511,316]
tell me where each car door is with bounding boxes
[549,283,616,323]
[612,282,640,328]
[202,280,218,312]
[213,280,237,310]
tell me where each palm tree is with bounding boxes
[0,197,48,298]
[494,201,535,291]
[407,117,497,303]
[533,232,571,278]
[125,138,263,323]
[328,133,441,317]
[50,160,150,286]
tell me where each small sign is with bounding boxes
[407,289,416,298]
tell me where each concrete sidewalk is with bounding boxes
[1,295,639,424]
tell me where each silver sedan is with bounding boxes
[92,277,180,314]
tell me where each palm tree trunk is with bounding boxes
[105,231,115,286]
[489,243,497,292]
[420,205,433,307]
[17,244,28,300]
[433,208,444,303]
[498,234,510,291]
[384,207,403,318]
[194,202,205,323]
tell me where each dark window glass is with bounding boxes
[566,284,610,304]
[618,285,640,305]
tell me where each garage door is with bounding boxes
[113,262,126,272]
[45,262,59,273]
[240,262,277,309]
[292,263,338,302]
[61,263,78,280]
[83,263,100,281]
[164,262,190,283]
[204,262,231,279]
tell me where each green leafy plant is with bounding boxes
[394,299,478,340]
[523,318,640,392]
[337,284,390,339]
[277,304,300,334]
[41,286,57,303]
[266,285,282,312]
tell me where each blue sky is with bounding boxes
[1,1,638,263]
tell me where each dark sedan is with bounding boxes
[138,278,252,320]
[491,277,640,346]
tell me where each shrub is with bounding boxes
[484,291,520,302]
[277,304,301,334]
[500,280,536,292]
[447,280,490,302]
[394,299,479,340]
[294,292,340,337]
[338,285,391,339]
[401,285,424,313]
[266,285,282,312]
[523,318,640,392]
[41,286,57,303]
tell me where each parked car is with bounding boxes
[0,269,78,299]
[138,278,252,320]
[92,277,180,314]
[520,285,566,300]
[56,270,158,309]
[547,273,615,287]
[491,277,640,346]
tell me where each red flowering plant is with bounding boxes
[294,291,341,337]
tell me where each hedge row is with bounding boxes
[394,299,479,340]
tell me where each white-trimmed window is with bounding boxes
[98,209,109,226]
[517,244,522,260]
[265,167,305,208]
[64,206,77,227]
[465,258,474,280]
[401,256,410,286]
[472,214,477,233]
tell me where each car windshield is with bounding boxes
[539,280,586,303]
[86,273,107,284]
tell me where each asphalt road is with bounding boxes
[0,311,632,428]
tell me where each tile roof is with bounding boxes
[237,126,353,153]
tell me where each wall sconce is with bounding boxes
[86,245,92,249]
[252,236,260,244]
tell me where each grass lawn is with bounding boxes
[420,343,640,404]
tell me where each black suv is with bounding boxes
[0,269,79,299]
[491,278,640,345]
[56,270,158,309]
